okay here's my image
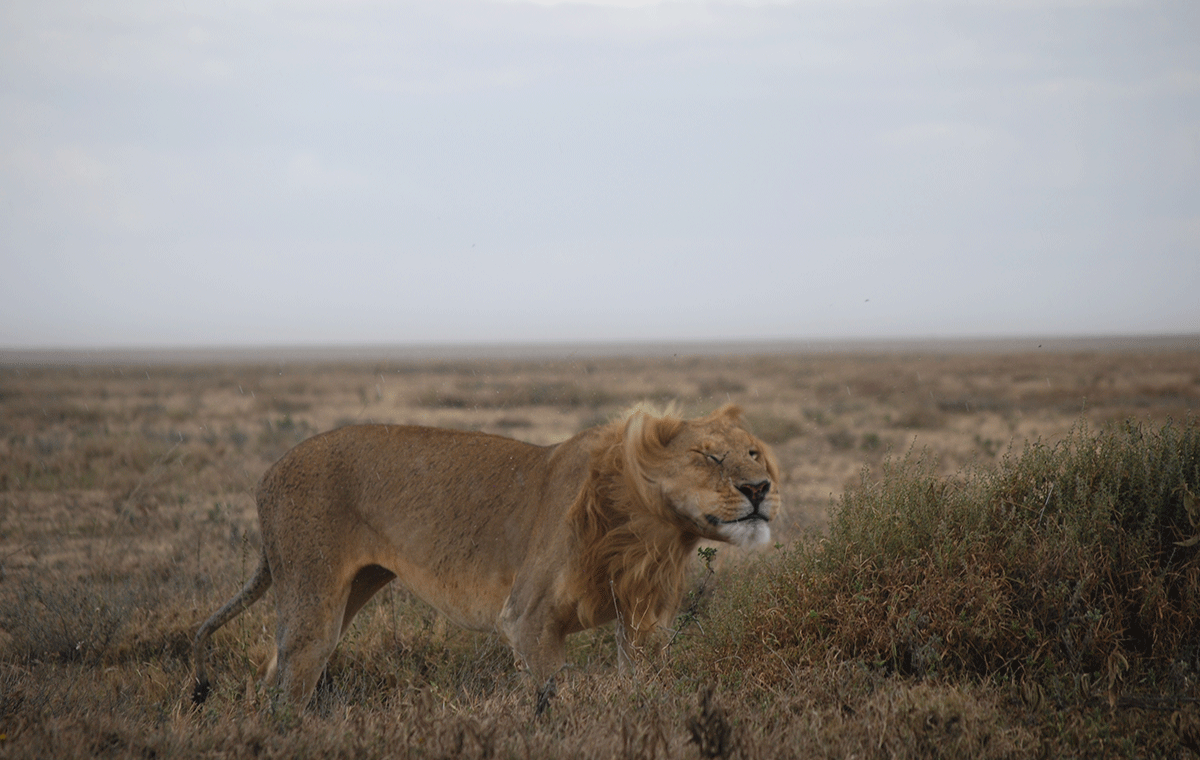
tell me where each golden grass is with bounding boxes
[0,345,1197,757]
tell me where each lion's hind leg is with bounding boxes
[270,591,346,710]
[341,564,397,637]
[269,564,390,710]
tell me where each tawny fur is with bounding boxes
[571,412,695,640]
[191,403,780,710]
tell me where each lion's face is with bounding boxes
[649,411,781,547]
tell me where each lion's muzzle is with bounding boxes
[737,480,771,510]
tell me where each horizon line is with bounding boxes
[2,333,1197,367]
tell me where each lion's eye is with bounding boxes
[704,452,725,466]
[749,449,760,461]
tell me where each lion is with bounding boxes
[191,403,780,711]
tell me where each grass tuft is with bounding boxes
[697,417,1200,712]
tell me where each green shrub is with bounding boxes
[698,417,1200,704]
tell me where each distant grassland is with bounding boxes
[0,346,1197,758]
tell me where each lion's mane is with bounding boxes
[572,407,694,644]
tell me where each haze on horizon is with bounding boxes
[2,0,1197,350]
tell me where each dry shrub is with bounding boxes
[699,417,1200,706]
[415,380,623,410]
[0,432,172,492]
[892,402,946,430]
[257,414,316,461]
[0,577,136,664]
[743,414,803,445]
[0,557,205,668]
[767,677,1038,760]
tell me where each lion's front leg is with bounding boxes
[498,594,568,714]
[535,675,557,716]
[506,617,568,696]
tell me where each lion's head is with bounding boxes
[573,403,781,639]
[623,403,781,547]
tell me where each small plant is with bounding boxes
[826,429,856,451]
[665,548,719,651]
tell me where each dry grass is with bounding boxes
[1,344,1198,758]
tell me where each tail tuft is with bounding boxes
[192,678,211,705]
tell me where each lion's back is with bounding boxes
[256,423,583,567]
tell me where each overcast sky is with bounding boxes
[1,0,1197,348]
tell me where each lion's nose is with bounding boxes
[737,480,771,509]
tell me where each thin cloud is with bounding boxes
[1,0,1196,346]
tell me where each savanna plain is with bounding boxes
[1,340,1199,759]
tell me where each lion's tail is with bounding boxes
[191,552,273,704]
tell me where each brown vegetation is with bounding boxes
[0,343,1197,757]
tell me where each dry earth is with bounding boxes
[0,338,1196,758]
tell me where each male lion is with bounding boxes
[192,403,780,711]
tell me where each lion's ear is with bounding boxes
[646,413,685,447]
[710,403,745,424]
[624,407,685,453]
[619,408,684,507]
